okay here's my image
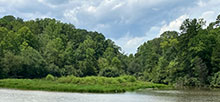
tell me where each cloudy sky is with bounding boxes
[0,0,220,54]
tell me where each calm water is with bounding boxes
[0,88,220,102]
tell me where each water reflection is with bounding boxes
[0,88,220,102]
[136,88,220,102]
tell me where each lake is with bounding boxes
[0,88,220,102]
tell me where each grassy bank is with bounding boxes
[0,75,169,93]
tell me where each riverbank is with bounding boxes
[0,76,169,93]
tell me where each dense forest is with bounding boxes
[0,14,220,87]
[132,14,220,87]
[0,15,127,78]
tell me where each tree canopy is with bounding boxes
[131,14,220,87]
[1,14,220,87]
[0,15,126,78]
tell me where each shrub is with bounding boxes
[111,79,120,84]
[57,75,76,83]
[99,68,120,77]
[71,77,80,84]
[116,77,126,83]
[84,76,97,84]
[128,76,136,82]
[121,75,136,82]
[96,77,104,84]
[45,74,55,81]
[174,76,201,87]
[186,78,201,86]
[211,72,220,87]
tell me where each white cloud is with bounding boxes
[159,14,189,35]
[87,6,97,13]
[92,23,110,32]
[20,12,51,20]
[37,0,68,8]
[63,8,80,25]
[200,11,216,24]
[1,0,220,54]
[116,0,220,54]
[0,0,25,4]
[158,0,220,38]
[201,11,215,18]
[113,34,148,54]
[152,8,159,11]
[0,8,5,13]
[37,0,57,8]
[113,26,160,54]
[186,0,220,21]
[112,2,124,10]
[63,0,172,26]
[197,0,206,7]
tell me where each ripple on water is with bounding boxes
[0,88,220,102]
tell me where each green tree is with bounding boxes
[75,36,97,76]
[0,27,8,57]
[44,38,65,76]
[19,46,46,78]
[0,52,23,78]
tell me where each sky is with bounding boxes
[0,0,220,54]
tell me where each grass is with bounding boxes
[0,75,169,93]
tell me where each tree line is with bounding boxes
[131,14,220,87]
[0,14,220,87]
[0,15,127,78]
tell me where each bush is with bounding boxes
[186,78,201,86]
[174,76,201,87]
[57,75,76,83]
[71,77,80,84]
[45,74,55,81]
[211,72,220,87]
[99,68,120,77]
[121,75,136,82]
[116,77,126,83]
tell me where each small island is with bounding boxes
[0,75,168,93]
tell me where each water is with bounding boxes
[0,88,220,102]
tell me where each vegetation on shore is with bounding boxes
[0,75,168,93]
[128,14,220,87]
[1,14,220,88]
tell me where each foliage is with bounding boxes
[211,72,220,87]
[45,74,55,81]
[0,15,124,79]
[130,14,220,87]
[1,14,220,88]
[99,67,120,77]
[0,76,168,93]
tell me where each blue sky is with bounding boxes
[0,0,220,54]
